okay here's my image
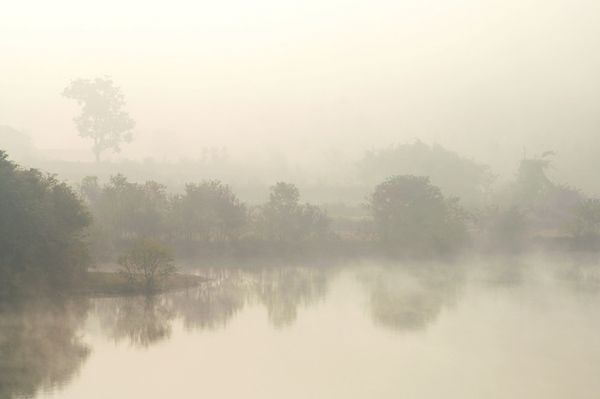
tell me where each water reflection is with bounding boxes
[361,264,464,332]
[173,266,331,331]
[0,298,90,399]
[7,260,600,399]
[93,266,332,349]
[173,269,248,331]
[253,267,329,328]
[97,296,175,348]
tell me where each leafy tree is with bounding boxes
[63,77,135,162]
[369,175,468,256]
[513,156,554,206]
[90,175,169,240]
[170,180,246,242]
[79,176,102,206]
[118,238,176,292]
[0,151,91,295]
[256,182,330,244]
[508,154,582,236]
[259,183,301,242]
[358,141,495,208]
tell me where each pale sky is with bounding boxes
[1,0,600,177]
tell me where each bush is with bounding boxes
[118,238,176,292]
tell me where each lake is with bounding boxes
[2,256,600,399]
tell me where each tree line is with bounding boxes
[3,147,600,295]
[80,176,332,259]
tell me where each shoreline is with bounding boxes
[76,271,207,297]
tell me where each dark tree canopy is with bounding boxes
[513,156,555,206]
[82,174,169,240]
[500,154,582,241]
[369,175,468,256]
[63,77,135,162]
[170,180,246,242]
[256,182,330,244]
[0,151,90,296]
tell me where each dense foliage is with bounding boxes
[5,144,600,298]
[0,151,90,296]
[80,176,331,257]
[253,182,330,244]
[118,238,176,292]
[170,181,246,243]
[369,175,468,256]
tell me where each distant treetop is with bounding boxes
[63,77,135,162]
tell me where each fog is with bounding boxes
[3,2,600,398]
[5,258,600,399]
[2,0,600,186]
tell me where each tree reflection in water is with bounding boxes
[0,264,469,398]
[173,266,331,330]
[173,268,248,331]
[94,266,332,347]
[97,295,175,348]
[0,298,90,399]
[362,264,464,332]
[254,267,329,328]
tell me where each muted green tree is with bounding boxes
[93,175,169,240]
[170,180,246,242]
[63,77,135,162]
[118,238,176,292]
[369,175,468,256]
[256,182,330,244]
[0,151,90,295]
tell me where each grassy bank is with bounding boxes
[76,271,206,297]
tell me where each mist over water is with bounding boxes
[1,257,597,399]
[3,1,600,398]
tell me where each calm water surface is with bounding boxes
[3,257,600,399]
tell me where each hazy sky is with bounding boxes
[2,0,600,176]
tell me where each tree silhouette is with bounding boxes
[369,175,468,256]
[63,77,135,162]
[0,151,90,296]
[256,182,330,244]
